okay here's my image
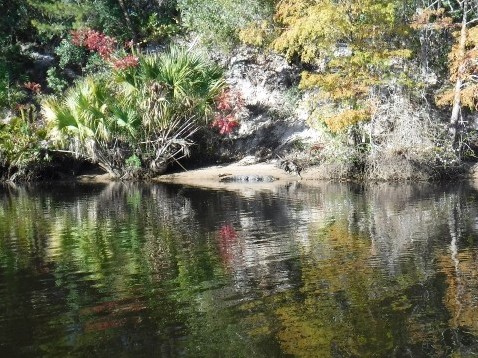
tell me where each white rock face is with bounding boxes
[219,46,320,160]
[227,49,293,109]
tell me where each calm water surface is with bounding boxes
[1,181,478,357]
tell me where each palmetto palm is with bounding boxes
[116,46,224,126]
[44,46,225,178]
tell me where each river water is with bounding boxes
[1,181,478,357]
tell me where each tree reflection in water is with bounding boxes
[1,181,478,356]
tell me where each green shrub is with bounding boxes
[141,12,181,43]
[0,64,25,109]
[0,107,47,180]
[125,154,141,168]
[46,67,68,94]
[44,46,225,178]
[55,39,89,69]
[177,0,274,49]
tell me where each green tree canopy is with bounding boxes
[177,0,275,48]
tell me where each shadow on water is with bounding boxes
[1,181,478,356]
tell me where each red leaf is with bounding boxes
[211,115,239,135]
[24,82,41,93]
[113,55,139,70]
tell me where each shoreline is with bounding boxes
[75,161,306,189]
[155,161,306,190]
[5,160,478,188]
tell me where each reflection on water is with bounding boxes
[1,181,478,356]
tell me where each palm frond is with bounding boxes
[42,45,227,178]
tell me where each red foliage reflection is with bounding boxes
[218,224,238,242]
[216,224,239,267]
[81,298,146,332]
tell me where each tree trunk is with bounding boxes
[117,0,137,41]
[450,0,468,146]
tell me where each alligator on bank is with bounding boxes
[219,174,278,183]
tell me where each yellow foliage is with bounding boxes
[274,0,314,26]
[323,108,371,133]
[300,73,374,101]
[461,86,478,110]
[410,8,453,30]
[438,24,478,110]
[435,90,454,108]
[273,0,405,62]
[239,21,274,47]
[273,0,347,62]
[272,0,413,131]
[447,26,478,81]
[436,85,478,110]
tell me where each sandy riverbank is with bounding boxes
[76,160,326,189]
[153,160,329,189]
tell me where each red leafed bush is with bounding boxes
[113,55,139,70]
[71,29,116,60]
[70,28,89,46]
[211,114,239,135]
[215,88,244,112]
[71,29,141,71]
[24,82,41,93]
[215,91,232,111]
[211,88,243,135]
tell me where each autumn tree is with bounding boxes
[429,0,478,146]
[410,1,454,75]
[272,0,414,133]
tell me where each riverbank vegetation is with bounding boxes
[2,0,478,181]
